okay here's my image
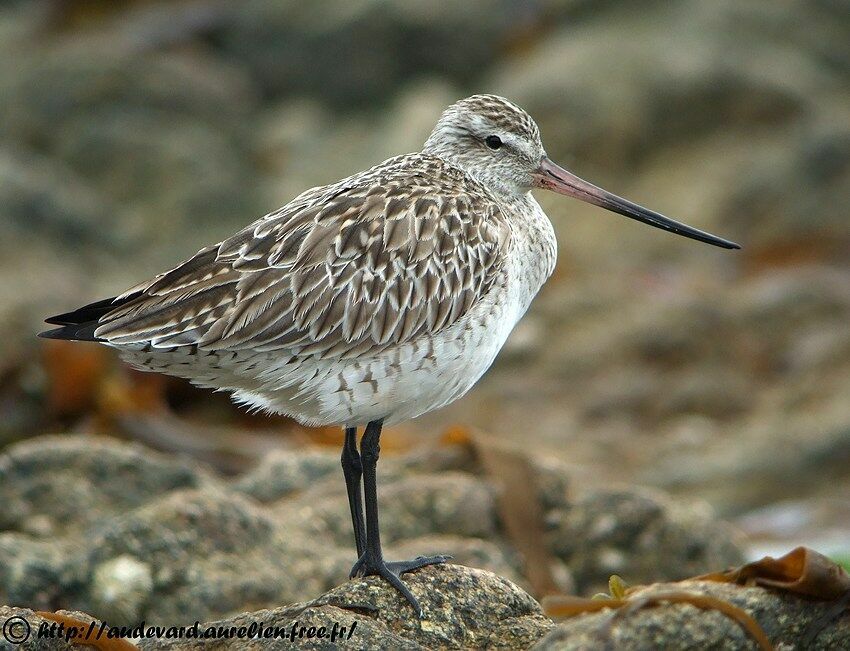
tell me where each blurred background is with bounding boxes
[1,0,849,584]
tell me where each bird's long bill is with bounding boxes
[533,157,740,249]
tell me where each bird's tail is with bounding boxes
[39,294,138,342]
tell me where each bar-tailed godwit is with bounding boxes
[41,95,739,616]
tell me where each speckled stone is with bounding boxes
[534,580,850,650]
[232,449,340,503]
[139,564,551,650]
[0,434,747,630]
[547,487,745,594]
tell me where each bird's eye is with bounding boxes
[485,135,502,150]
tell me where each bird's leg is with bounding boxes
[349,418,451,618]
[341,426,366,560]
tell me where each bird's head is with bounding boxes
[424,94,739,249]
[424,94,545,198]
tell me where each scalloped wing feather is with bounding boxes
[94,154,511,359]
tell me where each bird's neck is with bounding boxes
[422,149,527,203]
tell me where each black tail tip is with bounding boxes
[38,323,103,342]
[39,295,128,342]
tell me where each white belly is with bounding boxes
[217,284,518,427]
[322,287,521,426]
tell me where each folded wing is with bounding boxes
[69,166,509,360]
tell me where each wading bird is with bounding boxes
[41,95,739,617]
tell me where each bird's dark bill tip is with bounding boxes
[690,231,741,250]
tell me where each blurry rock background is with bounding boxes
[0,435,744,626]
[1,0,849,603]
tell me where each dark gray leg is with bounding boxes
[348,418,451,618]
[341,426,365,558]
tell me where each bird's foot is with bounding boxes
[348,553,451,618]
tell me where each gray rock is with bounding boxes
[0,34,265,302]
[534,580,850,650]
[531,456,572,512]
[0,434,746,628]
[387,535,525,588]
[5,571,850,649]
[275,470,499,551]
[374,472,499,543]
[0,435,210,538]
[138,564,553,650]
[492,1,846,176]
[0,536,75,611]
[547,487,744,595]
[723,128,850,264]
[89,555,154,625]
[233,449,341,503]
[253,81,459,210]
[0,435,214,613]
[76,488,326,625]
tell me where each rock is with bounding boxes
[0,434,746,629]
[138,564,553,650]
[0,149,126,385]
[5,570,850,649]
[721,124,850,266]
[89,555,154,625]
[534,580,850,650]
[0,535,73,610]
[387,535,525,588]
[492,0,847,178]
[233,449,341,503]
[254,80,460,209]
[530,456,572,512]
[274,471,499,550]
[0,25,267,368]
[373,473,499,543]
[0,435,210,538]
[547,487,745,595]
[76,487,332,625]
